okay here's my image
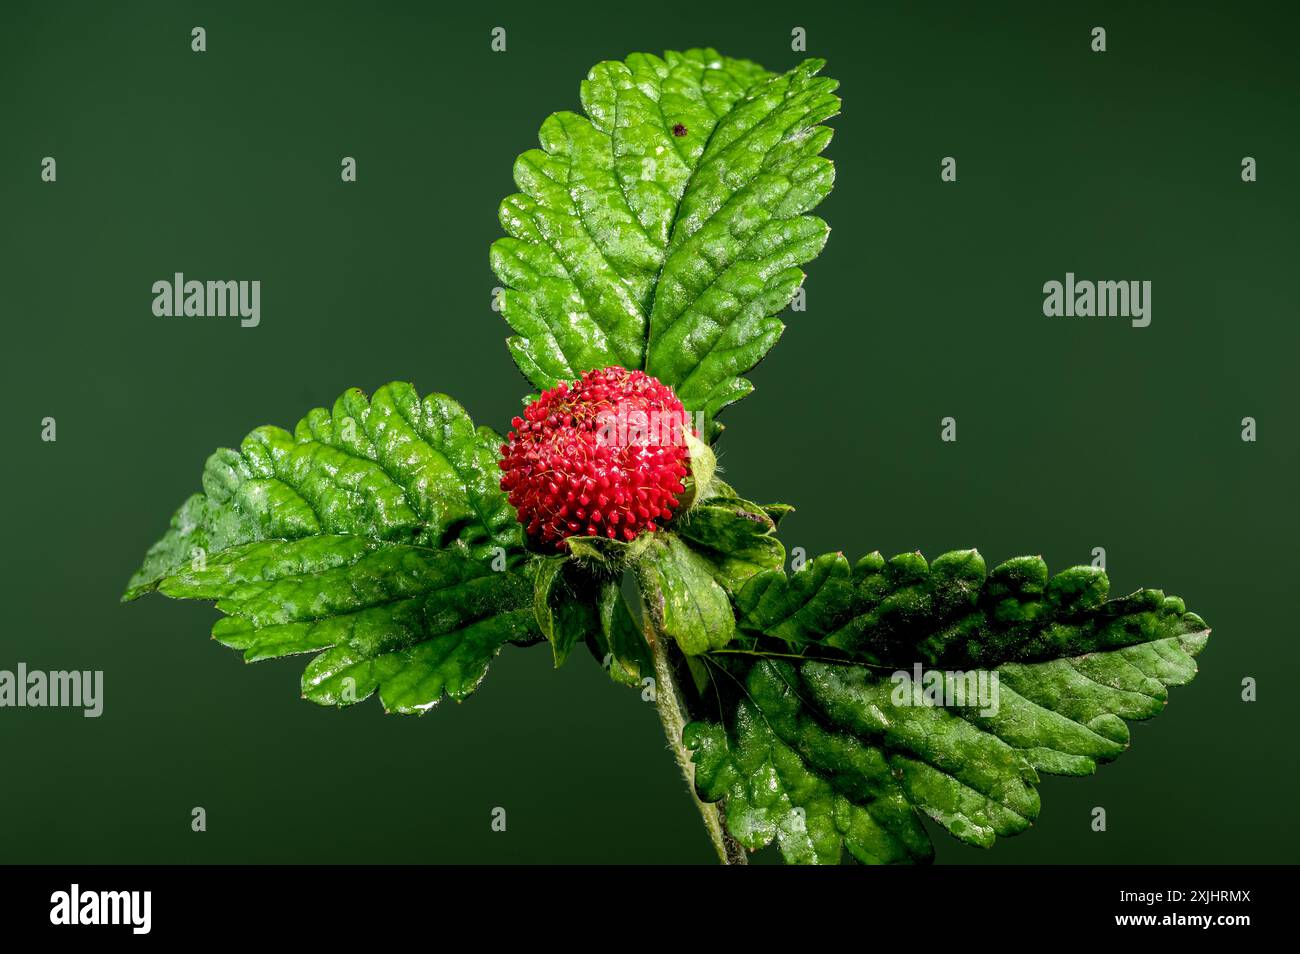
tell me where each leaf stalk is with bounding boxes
[644,598,747,866]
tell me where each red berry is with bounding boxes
[498,367,692,549]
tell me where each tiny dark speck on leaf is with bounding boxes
[672,123,687,137]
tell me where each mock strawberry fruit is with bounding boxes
[498,367,692,548]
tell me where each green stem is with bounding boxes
[645,609,748,866]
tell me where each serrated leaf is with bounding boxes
[689,549,1210,863]
[735,550,856,644]
[124,383,522,601]
[735,548,1209,666]
[158,536,537,713]
[644,58,839,419]
[686,659,934,865]
[491,49,838,424]
[637,534,735,655]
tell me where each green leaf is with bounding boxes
[676,495,785,592]
[760,503,795,527]
[688,549,1210,863]
[491,49,838,423]
[645,58,839,419]
[158,536,537,713]
[699,478,794,526]
[735,548,1209,667]
[534,556,599,666]
[124,382,522,601]
[686,659,935,865]
[734,550,856,644]
[636,534,735,655]
[587,578,654,688]
[125,384,538,713]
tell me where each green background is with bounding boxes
[2,0,1295,864]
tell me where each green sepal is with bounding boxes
[566,533,654,571]
[533,556,600,667]
[636,534,735,655]
[586,578,654,688]
[678,432,718,510]
[675,495,785,593]
[761,503,795,527]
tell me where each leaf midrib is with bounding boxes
[637,66,775,370]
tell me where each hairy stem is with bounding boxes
[644,605,747,866]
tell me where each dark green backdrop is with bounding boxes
[2,0,1295,864]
